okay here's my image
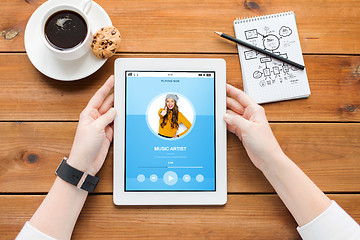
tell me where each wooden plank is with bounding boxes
[1,194,359,239]
[0,0,359,54]
[0,54,359,121]
[1,122,359,193]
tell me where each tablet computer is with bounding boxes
[113,58,227,205]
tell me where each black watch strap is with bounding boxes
[55,157,100,192]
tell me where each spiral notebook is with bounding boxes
[233,11,310,104]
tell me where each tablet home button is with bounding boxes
[163,171,178,185]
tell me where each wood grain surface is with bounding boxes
[0,0,359,54]
[1,122,359,193]
[0,54,359,122]
[1,194,359,240]
[1,0,359,239]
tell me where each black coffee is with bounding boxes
[45,10,87,51]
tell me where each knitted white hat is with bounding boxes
[165,94,179,102]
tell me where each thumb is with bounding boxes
[96,108,117,129]
[223,112,249,132]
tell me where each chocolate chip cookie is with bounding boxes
[91,26,121,59]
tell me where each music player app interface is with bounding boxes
[125,71,215,191]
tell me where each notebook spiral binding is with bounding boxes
[234,11,293,24]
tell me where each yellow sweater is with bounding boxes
[158,108,192,137]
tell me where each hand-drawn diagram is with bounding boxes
[243,25,299,87]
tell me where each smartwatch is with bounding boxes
[55,157,100,192]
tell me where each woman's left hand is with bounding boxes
[67,75,117,176]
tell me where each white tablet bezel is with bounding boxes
[113,58,227,205]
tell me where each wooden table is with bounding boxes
[1,0,359,239]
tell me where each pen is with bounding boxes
[214,31,305,70]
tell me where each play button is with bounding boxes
[163,171,178,185]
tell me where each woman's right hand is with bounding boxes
[67,76,116,176]
[223,84,284,171]
[160,107,167,116]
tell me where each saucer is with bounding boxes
[24,0,112,81]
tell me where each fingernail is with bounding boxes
[109,108,116,115]
[223,113,230,121]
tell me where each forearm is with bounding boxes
[178,127,189,137]
[29,177,88,240]
[22,76,115,240]
[261,152,331,226]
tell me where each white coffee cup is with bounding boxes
[40,0,93,61]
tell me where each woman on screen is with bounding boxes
[158,94,192,138]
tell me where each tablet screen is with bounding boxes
[125,71,215,191]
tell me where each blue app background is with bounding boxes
[125,72,215,191]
